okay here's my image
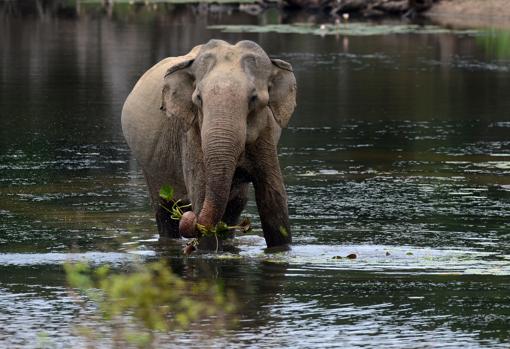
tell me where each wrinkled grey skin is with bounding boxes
[121,40,296,249]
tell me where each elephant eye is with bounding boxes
[248,94,258,109]
[194,93,202,107]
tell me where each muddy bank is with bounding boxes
[426,0,510,29]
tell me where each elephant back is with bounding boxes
[121,46,201,169]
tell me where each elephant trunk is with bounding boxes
[197,104,246,231]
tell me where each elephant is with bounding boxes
[121,39,296,249]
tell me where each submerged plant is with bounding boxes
[65,260,235,347]
[159,184,252,254]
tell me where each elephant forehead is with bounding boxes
[202,38,262,52]
[216,51,272,78]
[194,47,240,72]
[202,39,230,50]
[201,43,269,64]
[210,78,243,92]
[213,47,243,62]
[194,42,272,81]
[223,50,237,62]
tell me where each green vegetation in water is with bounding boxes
[65,260,235,347]
[159,185,252,254]
[476,29,510,59]
[208,23,479,36]
[159,184,193,221]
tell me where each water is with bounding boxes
[1,3,510,348]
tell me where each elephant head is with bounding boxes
[160,40,296,237]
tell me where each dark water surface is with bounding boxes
[1,3,510,348]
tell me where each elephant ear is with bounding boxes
[161,46,201,131]
[268,58,297,128]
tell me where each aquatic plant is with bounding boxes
[159,184,252,254]
[476,29,510,59]
[65,260,235,347]
[208,23,479,36]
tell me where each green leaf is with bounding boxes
[159,184,174,201]
[215,222,229,236]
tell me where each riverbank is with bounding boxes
[273,0,510,30]
[426,0,510,29]
[1,0,509,30]
[288,0,510,28]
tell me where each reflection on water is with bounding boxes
[1,2,510,348]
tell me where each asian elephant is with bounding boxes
[121,39,296,249]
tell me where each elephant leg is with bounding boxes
[250,141,292,248]
[156,206,180,238]
[142,169,181,239]
[253,175,291,247]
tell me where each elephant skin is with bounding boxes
[121,40,296,249]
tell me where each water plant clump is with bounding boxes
[65,260,236,347]
[208,23,479,37]
[159,184,252,254]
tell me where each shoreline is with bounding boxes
[425,0,510,29]
[1,0,509,30]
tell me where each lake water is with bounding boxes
[1,3,509,348]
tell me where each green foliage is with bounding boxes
[160,199,192,221]
[477,29,510,59]
[65,260,235,345]
[197,218,252,239]
[158,184,192,221]
[159,185,252,254]
[158,184,174,202]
